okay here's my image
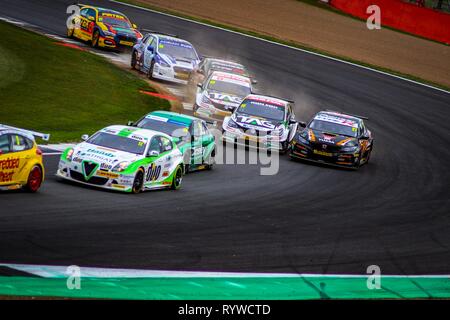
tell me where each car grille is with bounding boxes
[70,170,108,186]
[310,142,342,153]
[173,66,191,80]
[117,34,137,44]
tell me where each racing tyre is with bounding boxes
[205,148,215,170]
[352,157,361,170]
[67,27,74,38]
[131,51,138,69]
[131,169,144,194]
[147,60,155,79]
[171,166,183,190]
[25,165,42,193]
[91,30,100,48]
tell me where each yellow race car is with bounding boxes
[0,125,50,192]
[67,4,143,49]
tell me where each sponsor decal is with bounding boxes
[236,116,276,129]
[86,149,115,157]
[111,184,126,189]
[146,163,161,181]
[0,158,20,170]
[0,171,14,183]
[96,170,120,179]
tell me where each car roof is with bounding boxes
[244,94,289,107]
[155,34,192,45]
[209,71,251,85]
[207,58,244,67]
[148,111,198,125]
[314,111,361,127]
[100,125,171,140]
[0,126,36,140]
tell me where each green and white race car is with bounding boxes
[56,125,184,193]
[132,111,216,173]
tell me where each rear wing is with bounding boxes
[0,124,50,141]
[325,109,369,120]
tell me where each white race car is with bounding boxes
[57,125,184,193]
[131,32,200,85]
[222,94,299,152]
[194,71,252,119]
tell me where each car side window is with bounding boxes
[0,134,11,154]
[11,134,32,152]
[80,8,88,18]
[160,136,172,152]
[148,136,162,153]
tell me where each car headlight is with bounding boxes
[296,134,309,145]
[202,94,212,104]
[103,30,115,37]
[66,148,74,161]
[227,118,240,129]
[341,146,358,152]
[112,161,130,172]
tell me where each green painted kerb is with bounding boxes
[0,276,448,300]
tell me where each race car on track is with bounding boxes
[131,32,200,84]
[66,5,142,49]
[222,94,299,152]
[0,125,50,192]
[56,125,184,193]
[196,57,257,84]
[132,111,216,173]
[194,71,252,119]
[289,110,373,169]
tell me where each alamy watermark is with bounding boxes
[66,265,81,290]
[366,265,381,290]
[366,5,381,30]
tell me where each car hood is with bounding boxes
[207,91,244,107]
[233,113,283,132]
[72,143,142,169]
[307,129,357,146]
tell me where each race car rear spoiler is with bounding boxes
[325,109,369,120]
[0,124,50,141]
[140,29,178,38]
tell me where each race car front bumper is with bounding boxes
[98,36,136,49]
[289,141,359,167]
[152,64,192,85]
[222,128,285,151]
[56,161,135,193]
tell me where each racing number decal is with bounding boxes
[146,164,161,181]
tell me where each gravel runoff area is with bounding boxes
[134,0,450,88]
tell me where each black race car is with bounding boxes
[289,110,373,169]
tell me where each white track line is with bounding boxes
[1,263,449,279]
[110,0,449,95]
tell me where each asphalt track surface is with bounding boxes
[1,0,449,275]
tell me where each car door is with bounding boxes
[143,36,156,69]
[0,133,13,185]
[145,136,165,184]
[9,134,33,184]
[190,121,205,166]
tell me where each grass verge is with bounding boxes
[0,20,170,143]
[116,0,450,92]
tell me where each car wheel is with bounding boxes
[67,27,74,38]
[25,165,42,193]
[91,30,99,48]
[147,60,155,79]
[205,147,215,170]
[171,165,183,190]
[131,169,144,194]
[131,51,138,69]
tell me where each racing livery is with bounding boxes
[289,111,373,169]
[131,32,200,84]
[67,5,142,49]
[56,125,184,193]
[222,94,298,152]
[194,71,252,119]
[0,125,50,192]
[133,111,215,173]
[196,57,256,83]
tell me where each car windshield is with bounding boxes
[158,40,197,60]
[236,100,285,121]
[136,118,190,138]
[207,80,251,97]
[210,63,248,76]
[87,132,147,155]
[309,119,359,137]
[101,17,131,28]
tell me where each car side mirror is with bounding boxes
[147,46,154,53]
[289,119,297,125]
[81,134,89,141]
[251,78,258,85]
[197,83,203,89]
[298,121,306,128]
[148,150,159,157]
[127,121,134,126]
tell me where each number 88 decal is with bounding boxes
[146,164,161,181]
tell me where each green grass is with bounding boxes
[0,21,170,143]
[118,0,449,92]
